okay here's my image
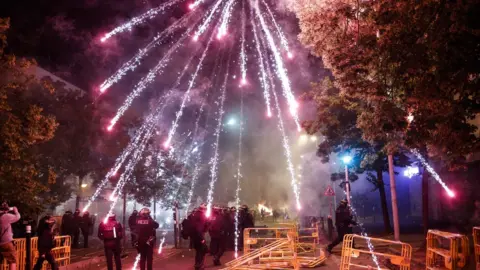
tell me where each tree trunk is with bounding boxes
[377,169,392,234]
[388,154,400,241]
[422,167,429,236]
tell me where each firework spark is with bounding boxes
[99,13,196,93]
[206,51,232,217]
[108,27,195,130]
[250,2,272,117]
[164,27,216,149]
[253,0,300,130]
[234,90,244,257]
[217,0,236,39]
[193,0,224,40]
[101,0,183,42]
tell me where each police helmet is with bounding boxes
[340,199,348,206]
[139,208,151,217]
[108,213,116,220]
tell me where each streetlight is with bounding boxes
[341,155,352,205]
[227,118,236,126]
[81,183,88,188]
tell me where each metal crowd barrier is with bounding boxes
[340,234,412,270]
[225,231,299,270]
[474,227,480,269]
[243,227,296,254]
[0,236,71,270]
[426,230,469,270]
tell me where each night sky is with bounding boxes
[1,0,332,211]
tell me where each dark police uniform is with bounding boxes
[209,209,226,266]
[98,216,123,270]
[134,211,159,270]
[190,208,208,270]
[326,201,356,253]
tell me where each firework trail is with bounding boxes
[239,0,247,85]
[206,49,233,217]
[263,39,301,210]
[249,1,272,117]
[83,95,170,212]
[131,254,141,270]
[108,26,197,130]
[260,0,292,58]
[99,13,197,93]
[189,0,207,10]
[234,90,244,258]
[164,26,217,149]
[157,231,167,254]
[253,0,300,130]
[411,149,455,197]
[193,0,225,41]
[105,124,157,222]
[217,0,236,39]
[100,0,183,42]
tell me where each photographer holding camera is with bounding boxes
[0,202,21,270]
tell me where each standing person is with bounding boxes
[98,214,123,270]
[239,206,254,251]
[34,215,58,270]
[326,200,357,253]
[128,210,138,247]
[72,209,81,248]
[61,211,73,237]
[0,203,20,270]
[134,208,158,270]
[80,211,93,248]
[272,210,279,223]
[208,208,226,266]
[191,205,208,270]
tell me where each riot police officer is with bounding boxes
[209,207,226,266]
[98,214,123,270]
[326,199,357,253]
[134,208,159,270]
[193,205,209,270]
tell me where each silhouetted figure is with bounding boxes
[98,214,123,270]
[34,215,58,270]
[135,208,159,270]
[326,200,356,253]
[80,211,93,248]
[128,210,138,247]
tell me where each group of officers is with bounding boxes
[181,204,254,270]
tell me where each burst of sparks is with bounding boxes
[239,1,247,85]
[83,97,167,212]
[100,0,183,42]
[267,66,301,210]
[108,27,194,130]
[234,90,244,257]
[206,52,232,217]
[411,149,455,197]
[217,0,236,39]
[158,232,167,254]
[262,36,301,210]
[189,0,207,10]
[250,2,272,118]
[164,28,215,148]
[260,0,291,57]
[253,0,300,130]
[193,0,224,40]
[99,13,196,93]
[131,254,141,270]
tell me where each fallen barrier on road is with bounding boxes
[340,234,412,270]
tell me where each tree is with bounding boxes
[303,78,411,233]
[295,0,479,234]
[0,18,60,214]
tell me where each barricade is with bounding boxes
[225,231,299,270]
[296,225,326,267]
[340,234,412,270]
[0,236,71,270]
[474,227,480,269]
[426,230,469,270]
[244,227,296,254]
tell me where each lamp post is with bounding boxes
[342,155,352,205]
